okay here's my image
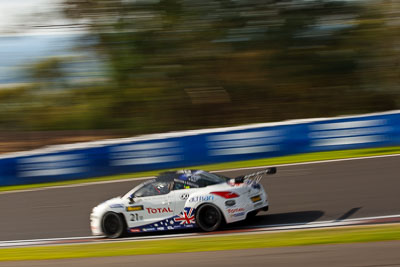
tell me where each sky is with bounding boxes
[0,0,68,35]
[0,0,82,85]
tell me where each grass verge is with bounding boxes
[1,146,400,193]
[1,224,400,261]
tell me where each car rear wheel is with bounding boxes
[102,212,125,238]
[196,204,223,232]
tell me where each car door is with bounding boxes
[124,180,174,231]
[171,188,193,215]
[169,180,199,228]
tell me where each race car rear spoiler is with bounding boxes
[234,167,277,184]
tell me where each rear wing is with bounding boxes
[234,167,277,186]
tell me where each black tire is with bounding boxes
[101,212,125,238]
[196,204,223,232]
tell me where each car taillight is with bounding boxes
[210,191,239,199]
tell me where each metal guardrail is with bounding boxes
[1,110,399,186]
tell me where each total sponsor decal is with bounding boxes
[129,228,141,233]
[146,207,173,214]
[189,195,214,202]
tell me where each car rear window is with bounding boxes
[195,172,228,187]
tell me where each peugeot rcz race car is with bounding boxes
[90,168,276,238]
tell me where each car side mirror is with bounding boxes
[129,195,135,204]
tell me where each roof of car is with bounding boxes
[156,169,228,188]
[156,170,203,182]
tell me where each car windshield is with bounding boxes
[128,180,171,198]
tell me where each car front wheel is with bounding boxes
[196,204,223,232]
[101,212,125,238]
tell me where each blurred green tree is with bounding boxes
[60,0,399,131]
[29,57,66,89]
[2,0,398,134]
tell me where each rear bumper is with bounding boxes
[253,204,268,213]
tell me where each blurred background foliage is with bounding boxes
[0,0,400,147]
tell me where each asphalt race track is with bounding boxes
[0,155,400,241]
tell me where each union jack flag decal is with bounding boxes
[174,208,195,225]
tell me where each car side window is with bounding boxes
[172,181,195,190]
[173,181,185,190]
[173,179,201,190]
[134,181,170,197]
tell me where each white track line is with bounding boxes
[2,152,399,195]
[0,176,156,195]
[212,153,400,173]
[1,214,399,248]
[243,214,400,230]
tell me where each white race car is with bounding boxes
[90,168,276,238]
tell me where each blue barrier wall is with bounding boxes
[1,111,399,186]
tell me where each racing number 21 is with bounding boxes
[130,213,142,221]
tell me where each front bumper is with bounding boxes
[90,211,104,236]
